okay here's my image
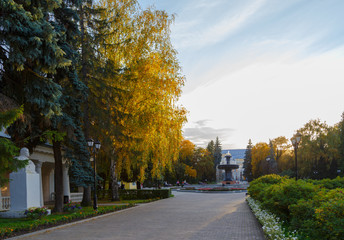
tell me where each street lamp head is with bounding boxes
[291,137,296,146]
[295,132,301,144]
[94,140,101,150]
[87,138,94,147]
[266,157,271,161]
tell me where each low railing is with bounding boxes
[70,193,83,203]
[1,197,10,211]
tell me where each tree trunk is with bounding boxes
[53,140,64,212]
[111,159,119,201]
[81,186,92,206]
[136,181,141,190]
[79,4,92,207]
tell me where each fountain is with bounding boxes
[218,152,239,184]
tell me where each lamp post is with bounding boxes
[86,138,101,211]
[291,132,301,180]
[266,157,271,174]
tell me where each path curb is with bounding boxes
[7,200,167,240]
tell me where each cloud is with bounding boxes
[194,119,212,127]
[183,119,234,147]
[174,0,267,50]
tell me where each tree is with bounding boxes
[95,1,187,187]
[193,147,214,182]
[1,0,69,151]
[1,0,80,212]
[243,139,253,181]
[271,136,290,173]
[207,140,215,156]
[49,0,94,212]
[297,119,340,179]
[214,137,222,167]
[267,140,278,174]
[251,142,270,178]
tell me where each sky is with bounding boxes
[138,0,344,149]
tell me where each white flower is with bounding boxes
[246,197,299,240]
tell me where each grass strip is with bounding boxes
[0,204,133,239]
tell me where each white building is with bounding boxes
[0,129,82,215]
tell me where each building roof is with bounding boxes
[221,149,245,160]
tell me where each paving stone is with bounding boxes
[11,192,265,240]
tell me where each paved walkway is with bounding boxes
[12,192,265,240]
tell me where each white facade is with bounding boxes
[0,131,78,216]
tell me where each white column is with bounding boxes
[63,164,70,202]
[35,161,44,207]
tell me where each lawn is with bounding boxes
[0,204,133,239]
[0,197,164,239]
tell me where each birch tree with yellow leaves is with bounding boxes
[87,0,187,189]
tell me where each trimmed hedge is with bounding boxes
[248,175,344,240]
[119,189,171,200]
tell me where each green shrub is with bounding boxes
[119,189,171,200]
[260,179,320,221]
[249,175,344,240]
[248,174,287,202]
[251,174,286,185]
[314,189,344,240]
[289,198,320,239]
[307,176,344,189]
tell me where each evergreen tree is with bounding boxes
[207,140,215,156]
[1,0,69,151]
[243,139,253,181]
[214,137,222,167]
[1,0,71,210]
[49,0,93,212]
[78,0,110,206]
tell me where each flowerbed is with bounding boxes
[248,174,344,240]
[0,204,133,239]
[63,202,82,212]
[247,197,298,240]
[24,207,49,219]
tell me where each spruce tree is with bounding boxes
[1,0,93,212]
[50,0,94,212]
[1,0,67,152]
[207,140,215,156]
[243,139,253,181]
[214,137,222,167]
[78,0,109,205]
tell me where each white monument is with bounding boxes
[2,148,42,218]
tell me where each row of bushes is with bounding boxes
[118,189,171,200]
[248,175,344,240]
[96,189,171,200]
